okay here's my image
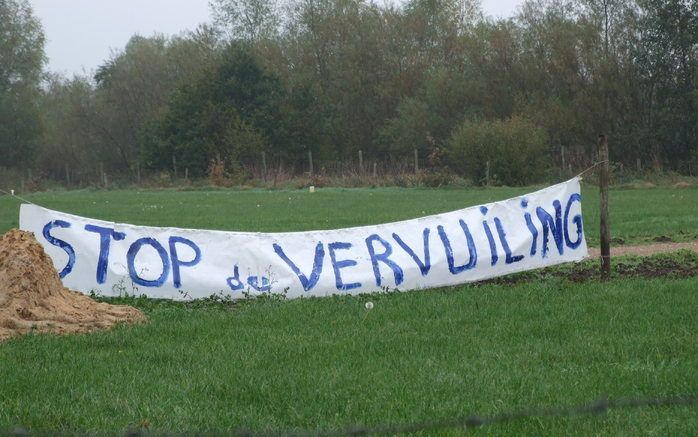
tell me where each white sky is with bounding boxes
[31,0,524,76]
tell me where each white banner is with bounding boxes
[19,178,587,300]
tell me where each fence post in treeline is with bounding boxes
[561,146,566,177]
[485,160,490,186]
[636,157,641,172]
[99,162,104,187]
[65,163,70,186]
[172,155,178,179]
[136,162,141,184]
[414,149,419,174]
[262,151,267,182]
[308,150,314,176]
[184,167,189,182]
[358,150,363,174]
[373,161,377,178]
[598,134,611,279]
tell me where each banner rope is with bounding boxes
[575,160,610,180]
[0,188,40,207]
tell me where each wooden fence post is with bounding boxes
[308,150,314,176]
[262,151,267,182]
[485,160,490,186]
[358,150,363,174]
[598,134,611,279]
[373,161,377,178]
[414,149,419,174]
[561,145,566,177]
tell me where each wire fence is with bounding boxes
[0,144,618,194]
[110,394,698,436]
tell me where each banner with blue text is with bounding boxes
[19,178,587,300]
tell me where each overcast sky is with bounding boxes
[31,0,524,76]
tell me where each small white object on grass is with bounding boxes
[309,185,315,193]
[10,189,14,196]
[365,301,374,310]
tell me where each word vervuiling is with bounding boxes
[20,179,588,300]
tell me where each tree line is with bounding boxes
[1,0,696,187]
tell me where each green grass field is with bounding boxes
[1,183,697,244]
[1,183,697,434]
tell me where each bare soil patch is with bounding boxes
[0,229,145,342]
[481,243,697,286]
[588,241,698,257]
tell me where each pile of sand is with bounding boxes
[0,229,146,341]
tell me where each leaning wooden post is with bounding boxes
[598,134,611,279]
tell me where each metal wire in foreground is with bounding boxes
[226,394,698,437]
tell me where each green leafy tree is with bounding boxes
[211,0,280,41]
[145,43,288,175]
[448,117,549,185]
[0,0,45,169]
[635,0,697,170]
[91,32,220,174]
[37,75,98,181]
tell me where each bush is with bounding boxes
[447,117,548,186]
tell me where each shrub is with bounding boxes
[447,117,548,186]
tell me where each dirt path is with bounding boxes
[588,241,698,257]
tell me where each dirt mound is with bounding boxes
[0,229,146,341]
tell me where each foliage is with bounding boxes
[211,0,280,41]
[144,43,288,176]
[6,0,698,185]
[448,117,549,185]
[0,0,45,169]
[634,0,697,172]
[36,76,97,182]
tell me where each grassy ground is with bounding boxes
[0,275,696,434]
[1,183,697,434]
[1,182,697,245]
